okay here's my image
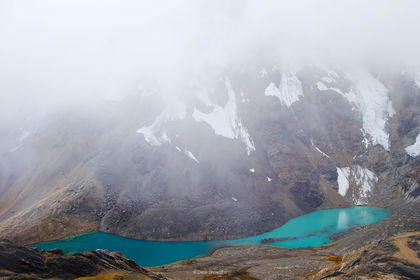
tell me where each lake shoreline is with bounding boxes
[26,205,391,246]
[30,206,391,267]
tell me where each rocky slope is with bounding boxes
[152,202,420,279]
[0,239,167,280]
[2,204,419,279]
[0,63,420,244]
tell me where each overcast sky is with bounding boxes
[0,0,419,116]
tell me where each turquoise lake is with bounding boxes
[31,206,390,267]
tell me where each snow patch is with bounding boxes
[405,133,420,157]
[336,166,378,204]
[337,167,350,197]
[315,146,330,158]
[185,150,199,163]
[137,101,186,146]
[352,166,378,205]
[249,168,255,173]
[192,78,256,155]
[174,146,199,163]
[318,67,394,151]
[316,81,344,95]
[311,139,330,158]
[267,176,272,182]
[232,197,238,202]
[264,71,303,107]
[345,68,395,151]
[317,68,341,91]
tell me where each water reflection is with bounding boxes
[337,209,349,230]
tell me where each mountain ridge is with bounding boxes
[0,64,419,245]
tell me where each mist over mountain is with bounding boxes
[1,0,420,115]
[0,2,420,279]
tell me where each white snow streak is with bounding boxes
[337,167,350,197]
[405,133,420,157]
[336,165,378,205]
[345,68,395,151]
[174,146,199,163]
[185,150,199,163]
[315,146,330,158]
[318,67,395,151]
[310,139,330,158]
[137,100,186,146]
[192,78,256,155]
[352,166,378,205]
[316,81,344,96]
[264,71,303,107]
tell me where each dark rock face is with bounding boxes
[319,164,338,183]
[0,65,419,244]
[290,180,324,212]
[0,240,167,280]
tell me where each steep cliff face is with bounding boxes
[0,64,419,244]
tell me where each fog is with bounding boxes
[1,0,420,118]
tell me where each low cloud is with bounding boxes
[0,0,419,116]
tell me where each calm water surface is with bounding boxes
[31,206,390,267]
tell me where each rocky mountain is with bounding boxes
[0,239,168,279]
[0,62,420,245]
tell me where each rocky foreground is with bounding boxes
[1,203,419,280]
[0,239,168,280]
